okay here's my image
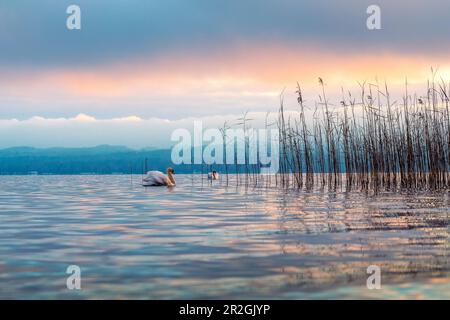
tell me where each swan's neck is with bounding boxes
[167,172,176,185]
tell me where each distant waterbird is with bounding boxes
[207,171,219,181]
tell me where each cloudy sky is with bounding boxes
[1,0,450,148]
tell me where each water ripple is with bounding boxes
[0,175,449,299]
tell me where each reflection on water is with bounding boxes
[0,175,449,299]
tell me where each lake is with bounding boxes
[0,174,449,299]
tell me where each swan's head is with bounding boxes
[167,167,175,174]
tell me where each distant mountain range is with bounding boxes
[0,145,178,175]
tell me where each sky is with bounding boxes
[1,0,450,148]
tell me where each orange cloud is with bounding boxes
[3,43,450,100]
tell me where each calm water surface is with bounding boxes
[0,175,449,299]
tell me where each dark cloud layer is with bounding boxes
[1,0,449,69]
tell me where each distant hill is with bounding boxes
[0,145,132,157]
[0,145,178,175]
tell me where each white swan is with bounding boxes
[143,168,176,187]
[207,171,219,180]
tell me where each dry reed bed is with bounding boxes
[220,77,450,191]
